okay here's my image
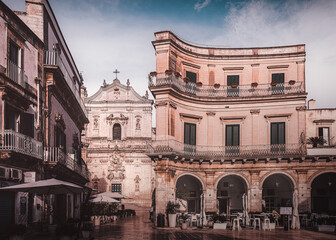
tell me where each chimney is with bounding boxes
[308,99,316,110]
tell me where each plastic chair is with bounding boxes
[232,217,241,231]
[263,218,270,231]
[253,217,261,230]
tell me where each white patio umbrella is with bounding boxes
[92,191,130,199]
[242,193,249,226]
[291,189,300,229]
[89,195,120,203]
[0,178,83,194]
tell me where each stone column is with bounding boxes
[249,170,262,212]
[204,171,216,212]
[296,170,310,212]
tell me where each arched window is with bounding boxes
[113,123,121,140]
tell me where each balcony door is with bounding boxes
[184,122,196,154]
[271,122,285,153]
[271,73,284,94]
[227,75,239,97]
[318,127,329,146]
[225,125,240,156]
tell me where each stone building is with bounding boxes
[0,0,89,229]
[83,77,154,209]
[147,31,336,219]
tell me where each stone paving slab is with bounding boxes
[93,213,336,240]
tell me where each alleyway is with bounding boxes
[93,212,336,240]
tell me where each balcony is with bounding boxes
[7,59,25,87]
[148,73,304,98]
[44,51,87,117]
[0,130,43,159]
[147,139,303,161]
[307,147,336,156]
[44,147,90,180]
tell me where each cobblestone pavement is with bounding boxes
[93,212,336,240]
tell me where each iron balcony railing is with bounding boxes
[44,147,90,179]
[0,130,43,159]
[148,139,304,159]
[44,51,88,117]
[7,59,25,87]
[148,73,304,98]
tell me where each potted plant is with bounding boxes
[307,136,326,148]
[183,77,190,83]
[317,217,336,232]
[150,71,157,76]
[231,84,238,88]
[175,72,181,78]
[180,213,189,230]
[251,82,258,87]
[214,83,220,88]
[165,69,172,75]
[289,80,296,85]
[166,201,180,228]
[271,81,277,86]
[212,214,227,229]
[196,82,203,87]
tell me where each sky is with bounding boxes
[3,0,336,108]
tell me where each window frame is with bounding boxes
[113,123,121,140]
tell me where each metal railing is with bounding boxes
[44,51,88,117]
[148,73,304,98]
[44,147,90,179]
[7,59,25,87]
[0,130,43,159]
[147,139,303,159]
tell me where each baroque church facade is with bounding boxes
[82,77,154,208]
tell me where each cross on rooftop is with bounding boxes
[113,69,120,79]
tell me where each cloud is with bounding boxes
[194,0,211,12]
[207,0,336,108]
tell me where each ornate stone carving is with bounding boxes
[107,154,126,180]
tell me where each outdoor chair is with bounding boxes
[263,218,271,231]
[253,217,261,230]
[232,217,241,231]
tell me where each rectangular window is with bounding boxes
[184,122,196,153]
[318,127,329,145]
[271,73,284,94]
[271,122,285,153]
[19,112,34,138]
[227,75,239,97]
[186,71,197,83]
[225,124,240,156]
[55,125,66,152]
[271,122,285,144]
[111,184,121,193]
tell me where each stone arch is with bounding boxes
[259,171,297,190]
[308,170,336,188]
[175,172,205,191]
[215,172,250,190]
[215,173,249,214]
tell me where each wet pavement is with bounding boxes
[93,212,336,240]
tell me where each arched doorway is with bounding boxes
[217,175,247,215]
[311,172,336,214]
[262,173,294,212]
[176,175,203,213]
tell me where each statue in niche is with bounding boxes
[136,118,141,130]
[93,118,99,129]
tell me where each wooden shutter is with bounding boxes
[272,73,284,84]
[271,122,285,144]
[184,123,196,145]
[226,125,240,146]
[227,75,239,86]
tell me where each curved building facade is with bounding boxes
[148,31,336,219]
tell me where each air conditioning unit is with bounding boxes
[10,168,22,181]
[0,167,10,179]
